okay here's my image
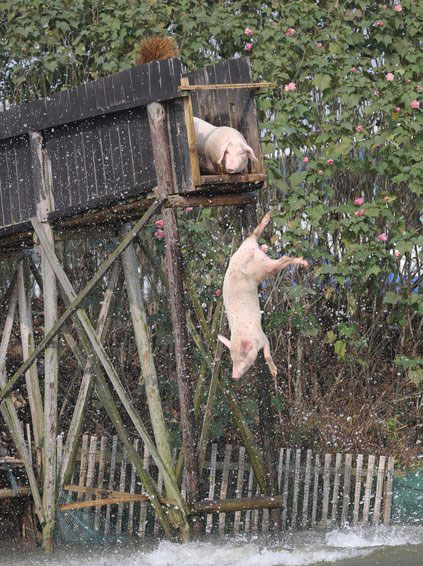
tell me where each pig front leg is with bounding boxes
[263,337,277,378]
[261,255,308,277]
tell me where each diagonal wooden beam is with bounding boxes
[0,197,164,405]
[0,279,45,526]
[31,214,190,524]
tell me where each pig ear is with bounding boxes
[218,335,231,350]
[241,339,253,352]
[217,141,231,166]
[242,143,258,162]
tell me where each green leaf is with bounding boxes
[312,74,332,91]
[383,292,401,305]
[334,340,346,359]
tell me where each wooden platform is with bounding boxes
[0,56,264,254]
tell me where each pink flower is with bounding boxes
[376,233,388,242]
[411,100,420,109]
[386,72,394,82]
[327,159,334,165]
[214,289,222,297]
[317,42,323,48]
[395,106,401,113]
[354,210,361,218]
[394,4,402,12]
[351,66,358,73]
[360,208,366,216]
[382,4,387,9]
[155,219,164,229]
[154,229,165,240]
[185,207,193,213]
[394,250,401,258]
[354,197,364,206]
[376,20,383,27]
[303,156,309,163]
[245,42,253,51]
[284,82,297,92]
[356,124,364,132]
[317,169,324,176]
[285,28,296,37]
[244,27,253,36]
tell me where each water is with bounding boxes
[2,526,422,566]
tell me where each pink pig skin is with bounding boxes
[193,117,258,174]
[218,213,308,380]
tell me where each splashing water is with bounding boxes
[3,526,423,566]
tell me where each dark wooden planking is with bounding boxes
[167,98,193,193]
[0,59,183,142]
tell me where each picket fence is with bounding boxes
[60,435,395,539]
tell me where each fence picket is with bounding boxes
[206,443,218,534]
[281,448,291,528]
[383,456,395,525]
[373,455,386,526]
[218,444,232,535]
[331,453,342,526]
[311,454,320,528]
[291,448,302,529]
[104,435,118,538]
[244,466,254,533]
[234,446,246,535]
[362,454,375,527]
[116,447,128,535]
[341,454,352,525]
[128,438,139,537]
[301,449,312,528]
[321,453,332,528]
[353,454,363,525]
[138,444,150,538]
[78,434,89,501]
[94,436,107,532]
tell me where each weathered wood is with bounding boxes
[205,443,218,534]
[291,448,302,529]
[59,262,120,487]
[0,198,164,404]
[17,261,43,450]
[121,224,182,517]
[362,454,375,527]
[154,468,164,538]
[84,435,98,522]
[383,456,395,525]
[180,78,201,186]
[218,444,232,535]
[281,448,291,527]
[104,435,118,538]
[277,448,284,493]
[0,486,32,498]
[244,466,255,533]
[94,436,108,531]
[59,494,147,511]
[116,447,128,535]
[147,101,198,510]
[233,446,246,535]
[138,445,150,538]
[311,454,320,528]
[31,130,58,551]
[321,453,332,528]
[373,455,386,526]
[353,454,363,526]
[178,81,276,91]
[301,449,313,528]
[77,435,89,502]
[128,438,139,537]
[331,453,342,526]
[341,454,353,525]
[0,280,45,526]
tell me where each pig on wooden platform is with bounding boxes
[218,213,308,380]
[193,117,258,174]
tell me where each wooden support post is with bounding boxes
[121,225,187,532]
[147,102,199,507]
[17,260,44,454]
[0,279,46,528]
[31,131,59,551]
[31,217,189,533]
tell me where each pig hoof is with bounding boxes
[262,212,271,224]
[261,244,269,254]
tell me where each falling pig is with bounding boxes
[193,117,258,174]
[218,213,309,380]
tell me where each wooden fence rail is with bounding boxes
[58,435,395,539]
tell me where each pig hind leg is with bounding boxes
[263,337,277,377]
[251,213,271,241]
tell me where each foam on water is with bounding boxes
[4,525,423,566]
